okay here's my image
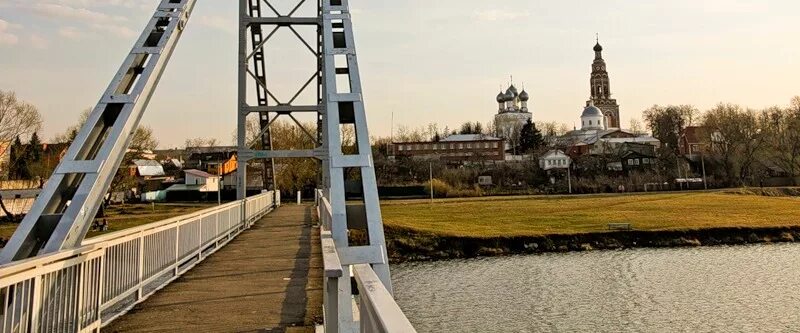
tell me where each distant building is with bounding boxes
[618,143,658,172]
[130,159,166,179]
[184,146,238,172]
[559,120,660,157]
[494,83,533,143]
[390,134,505,164]
[679,126,710,157]
[539,150,571,171]
[586,38,621,129]
[172,169,220,193]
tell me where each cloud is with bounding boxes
[58,26,81,39]
[473,9,530,22]
[195,15,236,35]
[29,3,128,25]
[28,0,152,11]
[90,23,136,38]
[30,33,48,49]
[0,19,20,46]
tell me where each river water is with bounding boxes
[392,244,800,332]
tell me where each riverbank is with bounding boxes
[381,190,800,261]
[385,225,800,261]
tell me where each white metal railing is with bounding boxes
[315,190,416,333]
[0,191,278,333]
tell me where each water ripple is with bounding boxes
[393,244,800,332]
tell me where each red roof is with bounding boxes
[184,169,217,178]
[682,126,707,144]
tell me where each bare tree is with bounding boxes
[760,102,800,181]
[185,137,219,149]
[394,125,427,142]
[106,126,159,206]
[629,119,645,135]
[702,103,766,186]
[0,91,42,158]
[269,120,319,193]
[0,90,42,221]
[52,108,90,143]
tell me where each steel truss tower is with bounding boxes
[237,0,393,300]
[1,0,394,304]
[0,0,198,263]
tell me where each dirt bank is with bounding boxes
[385,225,800,262]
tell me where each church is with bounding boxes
[557,39,659,165]
[494,83,532,142]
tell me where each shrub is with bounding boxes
[424,179,451,198]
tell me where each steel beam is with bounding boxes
[0,0,198,263]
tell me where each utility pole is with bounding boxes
[218,178,222,205]
[701,152,708,190]
[567,165,573,194]
[429,161,434,204]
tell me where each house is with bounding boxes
[539,150,571,171]
[131,159,166,179]
[679,126,710,157]
[182,169,220,192]
[185,146,238,173]
[390,134,506,164]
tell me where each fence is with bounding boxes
[0,191,278,333]
[315,190,416,333]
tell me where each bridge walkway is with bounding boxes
[104,205,322,333]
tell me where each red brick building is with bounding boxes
[390,134,505,164]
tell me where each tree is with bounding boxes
[0,91,42,160]
[643,105,697,154]
[53,108,90,143]
[702,103,766,186]
[394,125,427,142]
[760,101,800,182]
[105,126,159,206]
[8,136,30,180]
[518,119,544,154]
[25,132,48,185]
[271,120,319,193]
[459,122,475,135]
[473,122,484,134]
[629,119,645,135]
[185,137,218,149]
[130,127,159,151]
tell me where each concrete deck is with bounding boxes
[104,205,323,333]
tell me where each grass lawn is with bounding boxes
[0,203,215,240]
[381,192,800,238]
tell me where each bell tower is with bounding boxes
[586,36,620,129]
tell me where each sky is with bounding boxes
[0,0,798,148]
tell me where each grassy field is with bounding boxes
[381,191,800,238]
[0,203,214,240]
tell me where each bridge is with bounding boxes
[0,1,416,332]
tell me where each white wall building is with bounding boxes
[539,150,572,171]
[184,169,220,192]
[494,83,533,144]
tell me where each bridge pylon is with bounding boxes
[237,0,393,305]
[0,0,198,263]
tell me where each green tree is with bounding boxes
[8,136,30,180]
[518,119,544,154]
[459,122,475,135]
[27,132,43,162]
